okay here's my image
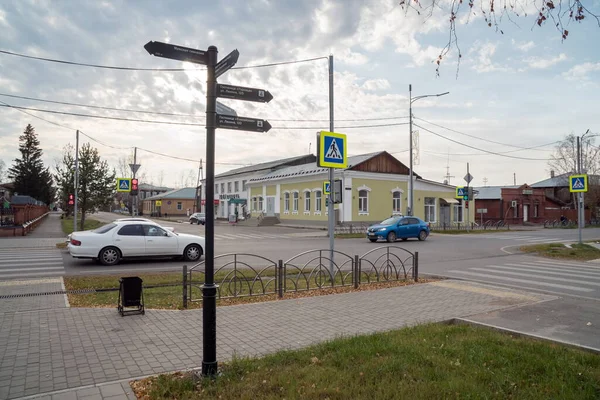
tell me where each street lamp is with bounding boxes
[408,85,449,216]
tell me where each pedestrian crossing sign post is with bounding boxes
[323,181,331,195]
[569,174,588,193]
[116,178,131,193]
[317,131,347,168]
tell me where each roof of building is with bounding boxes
[530,173,571,188]
[145,187,197,200]
[474,185,521,200]
[214,154,316,179]
[248,151,415,183]
[10,195,45,205]
[139,183,173,192]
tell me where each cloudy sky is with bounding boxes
[0,0,598,189]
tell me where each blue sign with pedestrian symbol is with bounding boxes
[323,181,331,195]
[318,131,347,168]
[455,186,466,199]
[116,178,131,193]
[569,174,588,193]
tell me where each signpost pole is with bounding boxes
[74,129,79,233]
[577,136,583,244]
[202,45,218,376]
[466,163,470,232]
[328,55,335,280]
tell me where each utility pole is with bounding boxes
[132,147,137,216]
[466,162,470,232]
[195,159,203,213]
[408,84,413,216]
[577,135,583,244]
[328,54,335,279]
[513,173,516,186]
[74,130,79,232]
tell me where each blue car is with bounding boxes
[366,216,430,242]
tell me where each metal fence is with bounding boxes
[429,220,508,231]
[0,207,15,226]
[186,246,418,306]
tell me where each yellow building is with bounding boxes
[246,151,475,225]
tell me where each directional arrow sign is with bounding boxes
[217,84,273,103]
[215,49,239,78]
[216,101,237,117]
[216,114,271,133]
[144,41,207,65]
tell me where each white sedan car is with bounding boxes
[67,220,205,266]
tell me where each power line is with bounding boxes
[415,117,559,151]
[0,48,327,72]
[414,123,550,161]
[0,92,410,122]
[136,148,249,166]
[78,131,131,150]
[0,103,408,129]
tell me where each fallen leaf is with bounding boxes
[587,322,592,326]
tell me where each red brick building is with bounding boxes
[474,184,588,225]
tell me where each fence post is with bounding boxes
[278,260,284,298]
[413,252,419,282]
[354,255,359,289]
[182,265,188,309]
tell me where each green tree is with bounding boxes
[55,143,115,230]
[7,124,55,204]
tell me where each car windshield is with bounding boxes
[380,217,401,225]
[93,223,116,234]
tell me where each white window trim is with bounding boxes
[392,191,402,215]
[283,191,291,214]
[292,190,299,213]
[358,188,369,216]
[424,197,437,223]
[314,189,322,213]
[314,212,322,216]
[390,187,404,194]
[303,190,311,214]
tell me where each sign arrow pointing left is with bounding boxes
[144,41,208,65]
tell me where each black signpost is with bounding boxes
[217,84,273,103]
[216,114,272,133]
[144,41,272,378]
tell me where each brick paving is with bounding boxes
[0,280,554,400]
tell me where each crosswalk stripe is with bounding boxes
[532,259,600,270]
[486,264,600,280]
[0,262,64,269]
[0,257,63,264]
[506,262,600,276]
[470,266,600,287]
[448,270,594,292]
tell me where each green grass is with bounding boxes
[64,268,423,310]
[519,242,600,260]
[133,323,600,400]
[334,233,365,238]
[432,229,511,235]
[61,215,103,235]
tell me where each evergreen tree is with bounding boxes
[55,143,115,230]
[7,124,55,204]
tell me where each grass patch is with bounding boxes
[433,229,511,235]
[131,323,600,400]
[519,242,600,261]
[61,215,103,235]
[334,233,365,238]
[64,271,430,310]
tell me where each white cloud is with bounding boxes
[512,39,535,52]
[562,62,600,82]
[361,79,390,91]
[524,53,567,69]
[469,42,511,73]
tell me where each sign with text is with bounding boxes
[216,114,272,132]
[217,84,273,103]
[144,41,207,64]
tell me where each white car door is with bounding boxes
[143,225,179,256]
[113,224,146,256]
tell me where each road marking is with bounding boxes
[506,262,600,275]
[487,264,600,280]
[429,281,540,301]
[533,259,600,270]
[0,267,65,273]
[0,271,65,279]
[0,259,63,265]
[447,270,594,292]
[468,267,600,287]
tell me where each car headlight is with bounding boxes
[378,228,387,232]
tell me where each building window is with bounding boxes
[258,196,263,211]
[233,181,238,192]
[252,197,257,211]
[221,183,225,193]
[534,204,539,218]
[359,190,369,214]
[215,184,218,194]
[227,182,232,193]
[304,191,311,213]
[293,192,299,213]
[513,204,519,218]
[177,202,182,210]
[315,190,322,212]
[242,180,247,191]
[392,191,402,214]
[424,197,436,222]
[453,201,463,222]
[284,192,290,213]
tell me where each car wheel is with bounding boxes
[184,244,203,262]
[197,220,201,225]
[369,238,377,242]
[386,232,397,243]
[418,230,428,241]
[99,246,121,266]
[401,238,408,241]
[190,220,193,224]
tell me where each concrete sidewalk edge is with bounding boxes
[449,317,600,355]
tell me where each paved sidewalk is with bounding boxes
[0,280,554,400]
[27,213,64,239]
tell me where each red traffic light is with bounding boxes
[465,200,469,209]
[68,193,74,205]
[132,179,139,190]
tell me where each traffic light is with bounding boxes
[467,187,474,200]
[131,179,139,196]
[465,200,469,209]
[68,194,74,206]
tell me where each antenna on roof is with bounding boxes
[309,142,311,154]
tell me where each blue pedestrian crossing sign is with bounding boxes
[318,131,347,168]
[116,178,132,193]
[455,186,466,199]
[569,174,588,193]
[323,181,331,195]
